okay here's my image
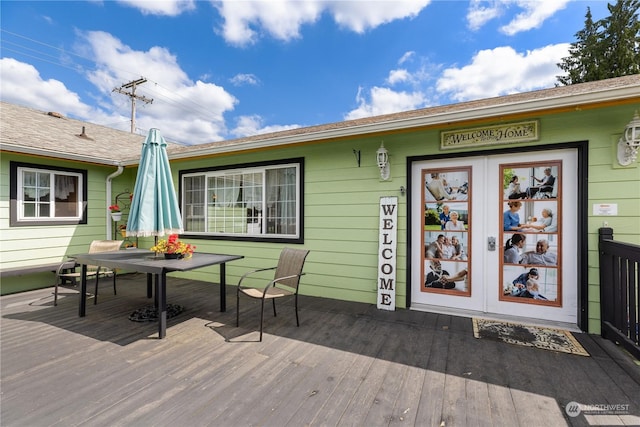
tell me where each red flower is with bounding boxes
[151,234,195,257]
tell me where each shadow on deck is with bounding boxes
[2,273,639,426]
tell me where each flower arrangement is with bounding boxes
[150,234,196,259]
[109,204,121,213]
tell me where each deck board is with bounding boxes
[1,273,639,427]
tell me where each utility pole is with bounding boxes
[112,78,153,133]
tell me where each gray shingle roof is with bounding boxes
[0,102,147,165]
[2,74,639,165]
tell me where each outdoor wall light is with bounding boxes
[617,111,640,166]
[376,142,390,180]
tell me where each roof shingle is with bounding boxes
[2,75,639,165]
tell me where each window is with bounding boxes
[10,162,87,226]
[180,158,303,242]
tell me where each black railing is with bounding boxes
[599,227,640,359]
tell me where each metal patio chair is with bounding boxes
[54,240,124,306]
[236,248,310,341]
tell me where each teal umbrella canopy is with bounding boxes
[126,128,183,237]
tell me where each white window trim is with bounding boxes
[17,166,84,222]
[181,160,302,241]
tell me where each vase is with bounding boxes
[164,253,184,260]
[111,212,122,221]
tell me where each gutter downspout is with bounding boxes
[106,166,124,240]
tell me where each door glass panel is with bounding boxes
[421,167,471,296]
[499,162,562,306]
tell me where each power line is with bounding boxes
[2,29,215,119]
[112,78,153,133]
[1,29,221,142]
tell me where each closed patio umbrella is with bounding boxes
[126,128,183,238]
[126,128,184,322]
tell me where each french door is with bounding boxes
[410,149,578,325]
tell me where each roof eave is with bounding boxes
[0,144,123,167]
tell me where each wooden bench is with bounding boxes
[0,262,77,279]
[1,261,79,299]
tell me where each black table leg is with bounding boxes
[79,264,88,317]
[153,274,159,309]
[220,262,226,312]
[158,273,167,339]
[147,273,153,298]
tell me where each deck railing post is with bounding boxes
[598,227,640,359]
[599,227,614,339]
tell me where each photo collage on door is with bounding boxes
[500,161,562,306]
[422,167,471,297]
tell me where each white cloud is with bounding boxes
[231,114,300,138]
[344,86,427,121]
[436,43,570,102]
[76,30,238,144]
[467,0,503,31]
[467,0,570,35]
[398,51,415,65]
[387,56,437,87]
[1,31,239,145]
[327,0,431,33]
[0,57,137,131]
[346,51,439,120]
[0,57,92,116]
[117,0,196,16]
[214,0,431,46]
[214,0,323,46]
[500,0,570,35]
[230,73,260,86]
[387,69,411,85]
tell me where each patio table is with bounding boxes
[73,249,243,338]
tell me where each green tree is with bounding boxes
[600,0,640,77]
[557,8,604,84]
[557,0,640,85]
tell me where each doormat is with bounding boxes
[472,318,589,356]
[129,304,184,322]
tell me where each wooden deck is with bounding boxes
[2,273,639,427]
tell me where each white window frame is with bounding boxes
[180,159,303,242]
[16,166,84,222]
[10,162,87,226]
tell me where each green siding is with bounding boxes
[2,103,639,335]
[0,154,137,294]
[581,108,640,334]
[301,105,638,328]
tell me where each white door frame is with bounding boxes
[406,143,588,330]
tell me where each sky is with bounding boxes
[0,0,613,146]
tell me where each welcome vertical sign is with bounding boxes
[377,196,398,310]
